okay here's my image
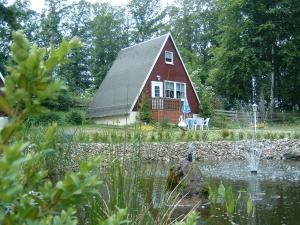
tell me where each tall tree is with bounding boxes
[208,0,300,110]
[59,0,94,93]
[39,0,68,48]
[90,3,128,87]
[0,0,37,75]
[128,0,166,43]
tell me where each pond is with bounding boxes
[198,160,300,225]
[146,160,300,225]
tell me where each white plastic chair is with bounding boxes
[185,118,195,130]
[203,118,210,130]
[194,118,204,130]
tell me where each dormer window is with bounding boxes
[165,51,173,64]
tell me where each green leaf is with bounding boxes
[247,194,254,216]
[218,182,225,201]
[0,97,11,115]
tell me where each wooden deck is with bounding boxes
[151,97,182,123]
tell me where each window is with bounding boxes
[154,86,160,97]
[165,81,174,98]
[165,81,186,99]
[176,83,185,99]
[165,51,173,64]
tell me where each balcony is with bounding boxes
[151,97,182,111]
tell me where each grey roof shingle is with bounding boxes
[87,34,169,118]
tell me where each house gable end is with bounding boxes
[132,34,200,114]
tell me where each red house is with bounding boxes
[87,33,200,125]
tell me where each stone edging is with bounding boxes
[71,139,300,162]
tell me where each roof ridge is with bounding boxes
[121,33,170,51]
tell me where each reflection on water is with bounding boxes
[198,160,300,225]
[144,160,300,225]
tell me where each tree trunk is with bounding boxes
[270,43,275,120]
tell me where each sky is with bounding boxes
[7,0,175,12]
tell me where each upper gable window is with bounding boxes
[165,51,173,64]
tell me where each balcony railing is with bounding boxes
[151,97,182,111]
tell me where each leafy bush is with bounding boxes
[26,111,64,126]
[65,110,84,125]
[159,118,173,129]
[0,31,105,224]
[222,129,230,139]
[138,94,153,123]
[44,89,76,111]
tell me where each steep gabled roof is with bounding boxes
[87,34,169,118]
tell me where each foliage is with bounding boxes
[65,110,84,125]
[174,211,199,225]
[44,90,76,111]
[1,0,299,110]
[221,130,230,139]
[128,0,166,43]
[26,111,63,126]
[198,84,215,118]
[90,2,128,87]
[208,182,255,217]
[138,94,153,124]
[0,31,106,224]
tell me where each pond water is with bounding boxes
[197,161,300,225]
[146,160,300,225]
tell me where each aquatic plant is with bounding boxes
[208,182,255,217]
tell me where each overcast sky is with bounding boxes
[7,0,174,12]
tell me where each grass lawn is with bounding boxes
[58,121,300,143]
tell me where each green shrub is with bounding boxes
[238,132,244,140]
[255,132,261,140]
[230,131,235,140]
[279,133,285,139]
[44,89,75,111]
[65,110,84,125]
[187,131,194,140]
[159,118,173,129]
[0,32,106,224]
[26,111,64,126]
[150,132,156,141]
[293,132,300,139]
[195,132,200,140]
[199,84,216,118]
[246,132,253,139]
[222,129,230,139]
[202,132,208,141]
[138,94,153,123]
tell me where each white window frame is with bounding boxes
[165,51,174,65]
[164,80,186,99]
[164,81,175,98]
[151,81,163,98]
[175,82,186,99]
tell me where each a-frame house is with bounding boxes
[87,33,200,125]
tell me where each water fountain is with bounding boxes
[237,77,262,174]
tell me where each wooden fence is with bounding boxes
[215,109,300,122]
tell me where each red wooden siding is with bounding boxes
[134,36,200,123]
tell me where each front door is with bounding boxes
[151,81,163,110]
[151,81,163,98]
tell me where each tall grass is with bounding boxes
[21,125,197,224]
[77,143,190,224]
